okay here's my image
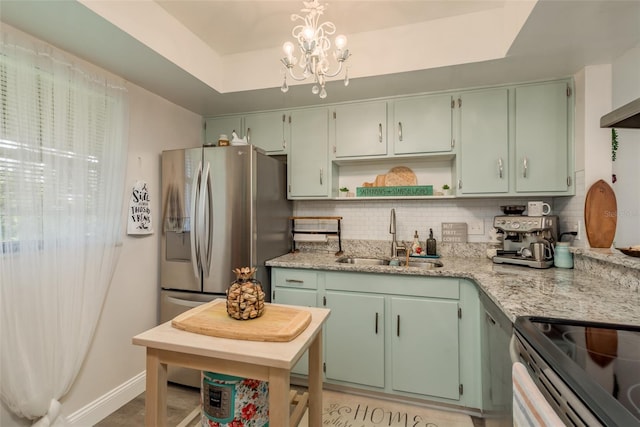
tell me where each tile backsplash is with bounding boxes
[294,171,586,247]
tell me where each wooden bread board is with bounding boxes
[171,299,312,342]
[584,179,617,248]
[385,166,417,186]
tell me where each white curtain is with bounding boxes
[0,28,129,426]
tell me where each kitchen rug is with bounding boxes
[298,389,474,427]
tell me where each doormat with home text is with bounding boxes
[299,389,474,427]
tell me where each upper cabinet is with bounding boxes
[514,81,571,193]
[288,108,332,199]
[392,94,454,155]
[204,116,243,146]
[333,101,387,158]
[456,80,574,197]
[457,89,509,195]
[244,111,289,155]
[204,78,574,199]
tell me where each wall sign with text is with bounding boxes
[127,180,153,235]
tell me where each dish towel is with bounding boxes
[512,362,564,426]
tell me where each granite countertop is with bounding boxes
[266,251,640,326]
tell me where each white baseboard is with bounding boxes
[67,371,146,426]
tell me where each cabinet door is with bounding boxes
[334,101,387,158]
[458,89,509,194]
[391,297,460,400]
[204,116,243,146]
[394,95,453,155]
[272,287,317,375]
[289,108,330,198]
[515,82,569,192]
[324,291,385,388]
[244,111,288,154]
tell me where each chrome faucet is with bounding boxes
[389,208,406,258]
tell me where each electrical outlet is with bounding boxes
[468,220,484,235]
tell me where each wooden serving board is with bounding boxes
[584,179,617,248]
[385,166,417,186]
[171,299,311,342]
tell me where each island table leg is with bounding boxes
[145,348,168,427]
[308,332,323,427]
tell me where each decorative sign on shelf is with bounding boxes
[441,222,467,243]
[356,185,433,197]
[127,180,153,235]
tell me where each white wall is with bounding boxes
[611,44,640,248]
[0,31,203,426]
[554,64,613,248]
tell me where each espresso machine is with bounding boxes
[492,215,558,268]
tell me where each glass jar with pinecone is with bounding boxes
[226,267,265,320]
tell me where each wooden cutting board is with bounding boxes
[385,166,417,186]
[584,179,617,248]
[171,299,312,342]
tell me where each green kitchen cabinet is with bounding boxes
[324,290,385,388]
[204,116,243,146]
[392,94,454,155]
[514,81,571,193]
[391,296,460,400]
[333,101,388,158]
[288,108,332,198]
[244,111,289,155]
[271,268,319,376]
[457,88,509,195]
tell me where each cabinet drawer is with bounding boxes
[325,271,459,300]
[273,268,318,289]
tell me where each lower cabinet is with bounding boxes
[324,291,385,387]
[271,268,484,410]
[271,269,319,375]
[391,297,460,400]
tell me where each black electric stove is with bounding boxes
[514,317,640,426]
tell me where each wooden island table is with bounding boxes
[132,300,330,427]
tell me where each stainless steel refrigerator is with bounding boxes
[160,145,291,386]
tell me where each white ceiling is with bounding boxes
[154,0,505,55]
[2,1,640,117]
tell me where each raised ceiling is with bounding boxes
[2,1,639,116]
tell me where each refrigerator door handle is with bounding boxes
[200,161,213,278]
[166,296,207,308]
[190,161,203,280]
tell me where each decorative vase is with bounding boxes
[226,267,265,320]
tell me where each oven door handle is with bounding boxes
[509,333,520,363]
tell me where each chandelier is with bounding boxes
[280,0,351,99]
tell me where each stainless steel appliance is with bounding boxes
[513,317,640,426]
[160,145,291,386]
[492,215,558,268]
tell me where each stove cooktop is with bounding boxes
[515,317,640,426]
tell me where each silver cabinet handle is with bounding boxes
[378,123,383,143]
[398,122,403,141]
[247,127,251,144]
[397,315,401,337]
[498,158,504,179]
[285,279,304,284]
[523,157,528,178]
[320,168,323,185]
[458,179,462,190]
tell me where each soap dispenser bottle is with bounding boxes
[411,230,422,255]
[426,228,437,256]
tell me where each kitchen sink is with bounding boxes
[336,256,444,269]
[402,259,444,269]
[336,256,390,266]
